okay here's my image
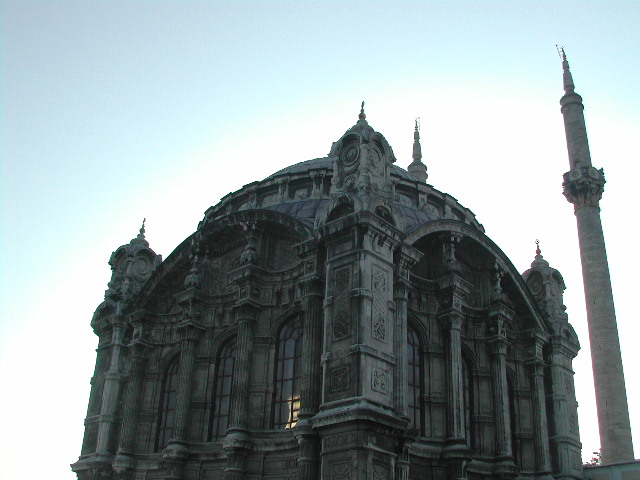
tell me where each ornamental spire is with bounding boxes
[557,45,575,93]
[131,218,149,247]
[408,117,427,183]
[530,238,549,269]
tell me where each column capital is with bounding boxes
[488,335,510,357]
[176,319,205,343]
[437,273,471,319]
[439,313,465,333]
[563,166,605,208]
[233,302,261,324]
[299,275,324,299]
[524,330,549,365]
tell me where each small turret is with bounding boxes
[408,119,427,183]
[522,240,568,326]
[98,219,162,319]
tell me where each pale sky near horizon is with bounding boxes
[1,1,639,479]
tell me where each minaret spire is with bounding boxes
[560,52,635,464]
[408,118,428,183]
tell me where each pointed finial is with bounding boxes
[359,101,366,120]
[557,45,575,93]
[535,239,541,256]
[408,116,427,182]
[130,217,150,247]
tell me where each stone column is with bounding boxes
[487,277,518,479]
[299,275,324,419]
[487,306,518,480]
[547,335,583,480]
[444,313,465,443]
[163,318,204,480]
[113,334,152,478]
[530,360,552,478]
[489,338,510,458]
[526,333,553,480]
[223,304,259,480]
[437,234,472,480]
[295,272,324,480]
[393,260,410,418]
[95,319,127,459]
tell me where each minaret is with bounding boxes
[408,118,428,182]
[559,49,635,464]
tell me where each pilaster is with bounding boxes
[526,332,553,480]
[437,234,472,474]
[113,312,153,479]
[314,208,407,480]
[94,317,127,458]
[294,239,325,480]
[223,228,262,480]
[162,312,204,480]
[487,297,518,480]
[222,303,258,480]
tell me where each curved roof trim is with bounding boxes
[130,209,313,311]
[406,219,549,332]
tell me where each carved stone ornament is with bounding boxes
[330,366,350,392]
[373,315,386,341]
[562,166,605,207]
[372,369,387,393]
[333,311,350,339]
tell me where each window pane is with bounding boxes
[156,357,180,451]
[273,317,304,428]
[209,340,236,440]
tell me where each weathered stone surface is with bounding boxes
[73,104,593,480]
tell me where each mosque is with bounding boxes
[72,55,635,480]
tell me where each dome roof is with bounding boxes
[201,154,483,235]
[201,114,483,234]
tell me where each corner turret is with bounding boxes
[97,220,162,323]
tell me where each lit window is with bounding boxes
[209,339,236,440]
[156,356,179,451]
[273,317,303,429]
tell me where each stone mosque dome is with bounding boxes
[74,104,584,480]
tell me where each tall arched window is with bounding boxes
[156,356,179,451]
[462,357,475,449]
[272,316,304,429]
[407,325,423,433]
[208,339,236,440]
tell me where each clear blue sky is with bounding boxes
[2,1,639,478]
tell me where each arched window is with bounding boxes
[272,316,304,429]
[462,357,475,449]
[208,339,236,440]
[156,356,179,451]
[407,325,423,433]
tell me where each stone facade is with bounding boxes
[73,105,584,480]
